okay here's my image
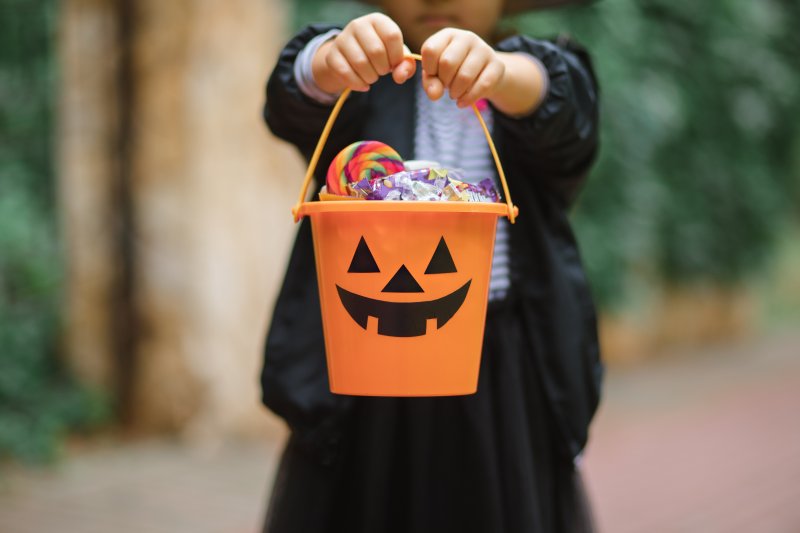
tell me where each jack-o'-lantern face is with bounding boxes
[336,236,471,337]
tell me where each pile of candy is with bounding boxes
[324,140,499,203]
[350,168,499,202]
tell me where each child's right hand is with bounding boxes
[311,13,417,94]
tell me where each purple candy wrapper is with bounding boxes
[348,168,500,203]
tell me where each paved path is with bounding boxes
[0,436,286,533]
[583,330,800,533]
[0,331,798,533]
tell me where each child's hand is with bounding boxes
[420,29,506,108]
[312,13,417,94]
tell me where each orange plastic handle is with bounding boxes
[292,53,518,224]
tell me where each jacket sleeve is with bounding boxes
[493,34,600,206]
[264,24,367,185]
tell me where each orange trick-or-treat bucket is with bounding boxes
[291,55,518,397]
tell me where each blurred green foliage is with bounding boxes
[293,0,800,309]
[1,0,108,463]
[513,0,800,308]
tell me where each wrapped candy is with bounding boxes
[349,168,500,203]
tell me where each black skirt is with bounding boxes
[263,295,595,533]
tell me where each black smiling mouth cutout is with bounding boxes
[336,236,471,337]
[336,281,471,337]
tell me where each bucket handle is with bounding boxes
[292,53,518,224]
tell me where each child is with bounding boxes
[261,0,602,531]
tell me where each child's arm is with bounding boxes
[265,24,368,164]
[311,13,417,95]
[419,30,598,205]
[495,34,599,204]
[267,16,418,181]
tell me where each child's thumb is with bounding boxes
[422,72,445,101]
[392,45,417,84]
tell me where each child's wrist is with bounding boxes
[311,40,347,95]
[294,29,343,104]
[488,52,548,117]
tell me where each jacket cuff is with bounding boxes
[294,29,343,105]
[267,23,344,113]
[494,35,580,127]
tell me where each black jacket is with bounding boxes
[262,24,602,462]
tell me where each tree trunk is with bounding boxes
[58,0,121,391]
[58,0,300,439]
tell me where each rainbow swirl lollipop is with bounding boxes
[326,141,405,196]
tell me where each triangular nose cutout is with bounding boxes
[382,265,424,293]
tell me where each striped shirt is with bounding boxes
[413,85,510,301]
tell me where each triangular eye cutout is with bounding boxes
[425,237,457,274]
[348,237,380,273]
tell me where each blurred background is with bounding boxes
[0,0,798,531]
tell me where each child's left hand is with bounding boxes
[420,29,506,109]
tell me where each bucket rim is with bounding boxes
[296,200,510,217]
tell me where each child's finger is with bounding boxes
[392,44,416,83]
[435,39,470,90]
[337,34,380,86]
[422,72,445,101]
[371,15,405,70]
[457,60,504,108]
[448,51,487,101]
[392,56,416,84]
[354,24,391,76]
[326,46,369,91]
[420,30,453,78]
